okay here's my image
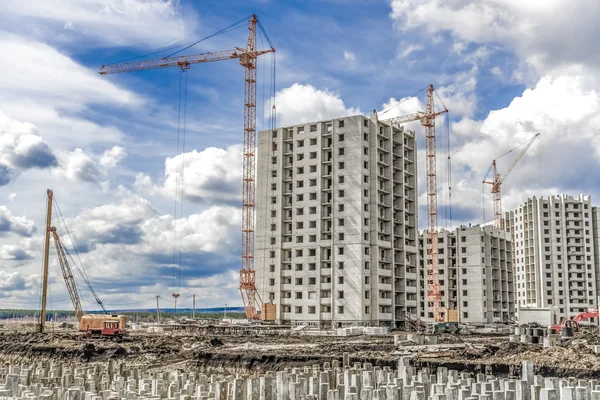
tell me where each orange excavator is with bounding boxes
[548,310,599,335]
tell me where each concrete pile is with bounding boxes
[1,357,600,400]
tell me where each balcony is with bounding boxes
[379,298,393,306]
[378,313,393,321]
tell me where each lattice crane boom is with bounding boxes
[483,132,540,229]
[382,84,448,323]
[99,15,274,320]
[50,228,84,321]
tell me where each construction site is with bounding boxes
[4,12,600,400]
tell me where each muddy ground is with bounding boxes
[2,331,600,378]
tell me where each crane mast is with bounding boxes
[383,84,448,323]
[39,189,53,333]
[99,15,274,320]
[483,132,540,229]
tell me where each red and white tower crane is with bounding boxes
[99,15,275,320]
[483,132,540,230]
[382,84,449,323]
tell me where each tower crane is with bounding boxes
[382,84,449,323]
[99,15,275,320]
[483,132,540,229]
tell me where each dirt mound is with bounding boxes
[209,338,224,347]
[567,330,600,345]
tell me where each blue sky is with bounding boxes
[1,0,600,312]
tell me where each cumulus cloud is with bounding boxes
[273,83,361,127]
[99,146,127,168]
[450,73,600,220]
[136,145,243,205]
[0,244,32,261]
[55,145,127,184]
[0,111,57,185]
[0,270,36,294]
[389,0,600,75]
[56,149,104,184]
[1,0,196,48]
[0,206,36,237]
[54,191,240,284]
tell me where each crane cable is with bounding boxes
[172,67,188,306]
[54,199,105,313]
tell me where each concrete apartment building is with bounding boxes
[418,225,514,324]
[255,113,418,328]
[505,194,597,322]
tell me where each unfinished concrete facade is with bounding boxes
[506,194,597,322]
[418,225,514,324]
[255,114,418,328]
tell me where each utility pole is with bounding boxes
[39,189,53,333]
[224,303,227,320]
[192,294,196,319]
[156,296,160,325]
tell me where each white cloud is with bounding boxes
[0,206,36,237]
[0,244,32,261]
[0,111,57,185]
[0,34,139,112]
[397,43,424,59]
[1,0,196,48]
[0,34,141,151]
[0,270,37,294]
[450,73,600,217]
[273,83,361,126]
[491,66,502,78]
[55,191,240,280]
[344,51,356,61]
[7,193,17,201]
[136,145,243,205]
[99,146,127,168]
[54,145,130,184]
[437,67,478,117]
[389,0,600,75]
[56,149,104,184]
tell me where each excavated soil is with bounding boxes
[412,339,600,378]
[0,332,396,371]
[4,331,600,377]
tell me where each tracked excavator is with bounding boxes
[548,310,599,336]
[39,189,126,340]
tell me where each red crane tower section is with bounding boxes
[382,85,448,323]
[99,15,275,320]
[483,132,540,229]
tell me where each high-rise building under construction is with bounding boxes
[255,113,418,328]
[506,194,597,323]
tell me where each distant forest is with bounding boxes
[0,308,246,321]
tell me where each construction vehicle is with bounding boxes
[39,189,126,340]
[548,310,599,336]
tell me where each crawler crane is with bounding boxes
[39,189,126,340]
